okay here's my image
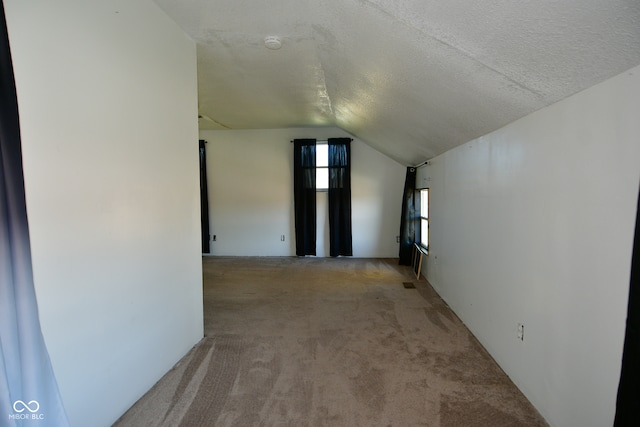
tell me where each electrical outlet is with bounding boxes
[396,236,400,243]
[517,323,524,341]
[280,235,285,242]
[212,235,217,241]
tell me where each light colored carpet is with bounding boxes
[114,257,547,426]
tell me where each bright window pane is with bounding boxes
[421,189,429,219]
[316,144,328,167]
[316,167,328,190]
[421,219,429,249]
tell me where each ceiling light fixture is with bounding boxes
[264,36,282,50]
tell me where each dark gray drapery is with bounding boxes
[614,191,640,425]
[293,139,317,256]
[398,167,418,265]
[328,138,353,257]
[0,1,69,423]
[199,140,210,254]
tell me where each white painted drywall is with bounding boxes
[5,1,203,425]
[199,128,406,257]
[419,65,640,427]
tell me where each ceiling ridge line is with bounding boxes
[358,0,545,100]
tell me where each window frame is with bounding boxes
[419,188,429,253]
[316,142,329,191]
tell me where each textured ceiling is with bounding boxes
[153,0,640,165]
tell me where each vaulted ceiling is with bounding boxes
[153,0,640,165]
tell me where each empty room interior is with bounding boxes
[3,0,640,426]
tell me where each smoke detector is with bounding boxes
[264,36,282,50]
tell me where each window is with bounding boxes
[420,188,429,251]
[316,143,328,190]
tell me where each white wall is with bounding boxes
[199,128,406,257]
[419,65,640,427]
[5,1,203,426]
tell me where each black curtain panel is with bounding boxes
[294,139,317,256]
[614,191,640,425]
[199,140,210,254]
[328,138,353,257]
[0,0,69,422]
[399,167,418,265]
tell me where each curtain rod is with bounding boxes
[412,160,431,168]
[290,138,354,143]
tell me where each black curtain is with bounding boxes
[328,138,353,257]
[0,0,69,422]
[399,167,418,265]
[614,191,640,425]
[199,140,210,254]
[294,139,316,256]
